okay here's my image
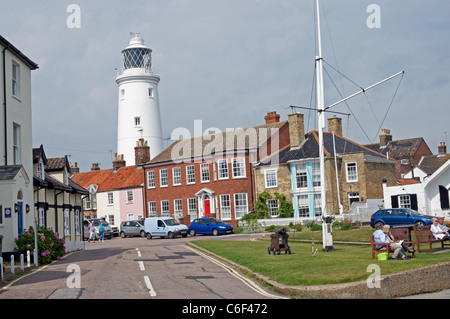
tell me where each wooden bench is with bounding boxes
[370,228,415,259]
[413,225,450,253]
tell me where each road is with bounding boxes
[0,233,288,300]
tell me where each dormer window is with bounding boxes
[37,160,45,180]
[63,166,69,185]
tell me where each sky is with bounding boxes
[1,0,449,172]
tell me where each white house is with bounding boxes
[383,158,450,217]
[0,35,38,256]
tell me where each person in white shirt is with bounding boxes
[431,218,450,241]
[373,224,408,260]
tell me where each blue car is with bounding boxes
[370,208,434,228]
[188,217,233,236]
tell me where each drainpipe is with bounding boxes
[2,44,9,166]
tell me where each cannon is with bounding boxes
[268,227,291,255]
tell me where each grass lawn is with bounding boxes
[191,227,450,286]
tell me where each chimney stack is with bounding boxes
[328,116,343,136]
[379,129,392,147]
[288,112,305,148]
[113,153,126,171]
[71,162,80,174]
[91,163,100,171]
[264,111,280,124]
[438,142,447,154]
[135,139,151,165]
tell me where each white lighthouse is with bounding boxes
[116,33,163,165]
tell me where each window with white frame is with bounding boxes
[188,198,197,221]
[64,209,70,236]
[13,124,21,165]
[348,192,360,208]
[220,194,231,220]
[85,196,91,210]
[134,116,141,127]
[161,200,170,216]
[37,160,45,180]
[186,165,195,184]
[127,213,134,221]
[75,209,80,235]
[296,162,308,188]
[200,163,210,182]
[399,194,411,208]
[148,201,157,217]
[126,190,133,203]
[174,199,183,219]
[298,195,309,218]
[38,207,45,227]
[234,193,248,219]
[173,167,181,185]
[313,194,322,216]
[217,159,229,179]
[232,157,246,178]
[147,170,155,188]
[264,169,277,188]
[107,192,114,205]
[312,161,321,187]
[266,199,279,217]
[12,62,19,97]
[346,162,358,182]
[148,88,153,98]
[160,169,168,187]
[108,214,115,226]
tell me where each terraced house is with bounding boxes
[255,114,398,219]
[142,112,291,226]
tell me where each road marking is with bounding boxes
[138,261,145,271]
[144,275,157,297]
[184,245,289,299]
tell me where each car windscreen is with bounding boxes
[404,209,422,216]
[208,218,223,224]
[164,218,180,226]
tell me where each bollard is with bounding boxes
[0,257,3,281]
[27,251,30,268]
[20,254,24,272]
[10,255,14,275]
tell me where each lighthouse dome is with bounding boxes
[122,35,152,70]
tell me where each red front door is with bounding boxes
[204,200,211,215]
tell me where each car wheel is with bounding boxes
[189,229,196,237]
[140,230,145,237]
[146,233,152,240]
[212,228,219,236]
[415,221,425,227]
[120,232,126,238]
[167,232,174,239]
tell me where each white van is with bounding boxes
[144,217,188,239]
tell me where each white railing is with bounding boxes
[116,67,159,77]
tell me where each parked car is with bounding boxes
[83,218,113,240]
[370,208,434,228]
[120,220,145,238]
[144,216,188,239]
[188,217,233,236]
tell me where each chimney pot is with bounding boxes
[264,111,280,124]
[135,139,151,165]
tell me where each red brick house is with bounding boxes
[142,112,291,226]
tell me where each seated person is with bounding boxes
[373,225,410,260]
[438,217,449,232]
[431,218,450,241]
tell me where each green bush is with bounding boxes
[14,227,66,265]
